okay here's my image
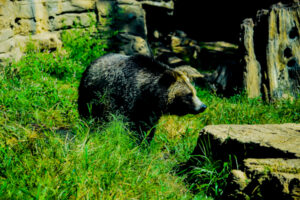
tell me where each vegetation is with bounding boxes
[0,23,299,200]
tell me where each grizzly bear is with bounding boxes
[78,53,206,140]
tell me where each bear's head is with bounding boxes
[161,66,207,116]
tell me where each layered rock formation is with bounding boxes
[241,2,300,100]
[193,124,300,199]
[0,0,95,61]
[0,0,168,62]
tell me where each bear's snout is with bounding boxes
[198,104,207,112]
[193,96,207,113]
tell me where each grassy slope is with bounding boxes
[0,28,299,199]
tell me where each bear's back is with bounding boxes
[85,53,128,84]
[78,53,171,119]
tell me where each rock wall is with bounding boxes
[0,0,94,61]
[1,0,299,100]
[241,2,300,100]
[0,0,172,63]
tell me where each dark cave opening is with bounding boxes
[171,0,295,43]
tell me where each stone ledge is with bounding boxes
[193,124,300,159]
[192,124,300,199]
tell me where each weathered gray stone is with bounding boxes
[0,32,61,62]
[240,2,300,100]
[46,0,96,16]
[97,0,147,37]
[0,53,13,62]
[240,18,261,98]
[0,29,14,43]
[0,1,14,17]
[59,1,90,14]
[223,170,250,200]
[33,1,50,33]
[196,124,300,159]
[118,0,138,5]
[13,19,36,35]
[14,1,35,19]
[118,3,147,38]
[171,35,185,53]
[266,3,300,100]
[194,124,300,200]
[26,32,62,51]
[137,0,174,9]
[51,12,96,30]
[243,158,300,199]
[0,17,9,30]
[230,170,249,191]
[4,47,23,62]
[70,0,96,10]
[245,158,300,175]
[0,38,15,54]
[0,0,173,63]
[96,1,116,17]
[169,31,202,57]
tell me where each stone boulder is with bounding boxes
[101,0,152,56]
[0,32,62,62]
[137,0,174,10]
[192,124,300,199]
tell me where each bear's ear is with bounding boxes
[174,66,204,81]
[159,69,177,86]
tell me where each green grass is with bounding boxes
[0,26,299,199]
[155,87,300,198]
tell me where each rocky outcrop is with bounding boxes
[1,0,298,100]
[241,2,300,100]
[0,0,95,61]
[150,29,242,96]
[240,19,262,98]
[226,159,300,200]
[98,0,151,56]
[192,124,300,199]
[0,0,173,63]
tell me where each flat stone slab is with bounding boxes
[194,123,300,159]
[244,158,300,175]
[192,124,300,199]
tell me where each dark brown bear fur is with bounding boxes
[78,53,206,140]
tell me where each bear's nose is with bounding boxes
[199,104,207,112]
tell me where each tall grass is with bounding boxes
[155,87,299,198]
[0,26,195,199]
[0,22,299,199]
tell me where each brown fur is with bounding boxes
[78,54,206,141]
[167,71,197,104]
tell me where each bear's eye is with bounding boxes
[187,93,193,98]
